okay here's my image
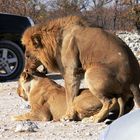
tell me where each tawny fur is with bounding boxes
[22,15,140,122]
[12,72,133,121]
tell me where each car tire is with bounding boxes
[0,40,25,82]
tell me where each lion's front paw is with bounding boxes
[60,115,72,122]
[82,116,95,123]
[11,116,21,121]
[82,116,101,123]
[91,114,102,123]
[11,115,29,121]
[60,113,76,122]
[61,108,76,122]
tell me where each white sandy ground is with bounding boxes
[0,31,140,140]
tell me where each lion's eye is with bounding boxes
[26,55,30,58]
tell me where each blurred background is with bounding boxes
[0,0,140,32]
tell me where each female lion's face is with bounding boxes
[17,72,31,101]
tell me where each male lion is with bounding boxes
[22,16,140,122]
[12,72,133,121]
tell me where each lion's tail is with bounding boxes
[130,84,140,107]
[117,97,124,117]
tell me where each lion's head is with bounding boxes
[22,16,89,73]
[17,72,33,101]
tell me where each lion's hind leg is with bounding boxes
[92,97,118,123]
[85,65,122,123]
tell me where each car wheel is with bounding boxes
[0,40,25,82]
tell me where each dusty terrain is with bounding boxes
[0,31,140,140]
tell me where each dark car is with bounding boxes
[0,13,34,82]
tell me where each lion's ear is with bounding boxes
[31,34,43,48]
[21,72,32,81]
[21,72,27,79]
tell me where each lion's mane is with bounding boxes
[22,16,89,72]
